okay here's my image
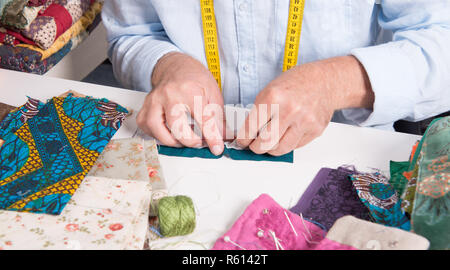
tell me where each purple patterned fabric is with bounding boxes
[290,167,372,231]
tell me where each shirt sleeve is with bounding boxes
[345,0,450,127]
[101,0,181,92]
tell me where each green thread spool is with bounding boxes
[157,195,196,237]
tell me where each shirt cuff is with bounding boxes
[348,42,419,127]
[137,40,181,92]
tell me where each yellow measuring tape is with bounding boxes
[200,0,306,91]
[200,0,222,90]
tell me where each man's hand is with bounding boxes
[137,52,226,156]
[236,56,375,156]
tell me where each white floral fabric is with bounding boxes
[0,176,152,250]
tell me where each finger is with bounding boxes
[191,91,225,155]
[268,126,302,156]
[249,116,289,155]
[165,103,202,148]
[296,131,320,149]
[236,103,273,148]
[137,103,181,147]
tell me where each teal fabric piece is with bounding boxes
[157,145,294,163]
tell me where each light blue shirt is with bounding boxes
[102,0,450,130]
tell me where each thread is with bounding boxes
[157,195,196,237]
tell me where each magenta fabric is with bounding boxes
[212,194,357,250]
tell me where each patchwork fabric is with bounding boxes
[21,0,95,49]
[0,14,98,74]
[0,0,42,30]
[0,94,128,215]
[158,144,294,163]
[17,0,102,60]
[0,176,152,250]
[88,137,168,216]
[290,166,372,231]
[411,117,450,250]
[326,216,429,250]
[212,194,356,250]
[28,0,49,7]
[350,171,411,230]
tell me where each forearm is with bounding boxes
[291,56,375,111]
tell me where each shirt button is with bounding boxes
[242,64,249,72]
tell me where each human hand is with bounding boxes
[136,52,226,155]
[236,56,374,156]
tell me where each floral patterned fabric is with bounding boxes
[411,117,450,250]
[89,138,168,216]
[0,94,128,215]
[0,176,152,250]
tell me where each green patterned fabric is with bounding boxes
[389,160,410,195]
[411,117,450,250]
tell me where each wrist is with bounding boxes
[151,52,184,87]
[304,56,374,111]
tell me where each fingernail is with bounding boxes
[212,145,223,156]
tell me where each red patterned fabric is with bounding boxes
[0,29,35,46]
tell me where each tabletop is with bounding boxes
[0,69,422,249]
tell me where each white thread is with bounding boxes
[224,236,247,250]
[299,213,320,244]
[284,211,298,237]
[268,230,284,250]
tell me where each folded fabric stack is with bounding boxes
[0,0,103,74]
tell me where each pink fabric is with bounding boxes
[212,194,357,250]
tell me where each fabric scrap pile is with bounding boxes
[0,93,167,249]
[0,0,103,74]
[214,116,449,250]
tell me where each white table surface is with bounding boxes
[0,69,421,249]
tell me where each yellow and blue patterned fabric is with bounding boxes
[0,94,128,215]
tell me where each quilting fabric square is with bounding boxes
[350,171,411,230]
[212,194,356,250]
[88,137,168,216]
[290,166,372,231]
[410,117,450,250]
[0,176,152,250]
[326,216,429,250]
[0,94,128,215]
